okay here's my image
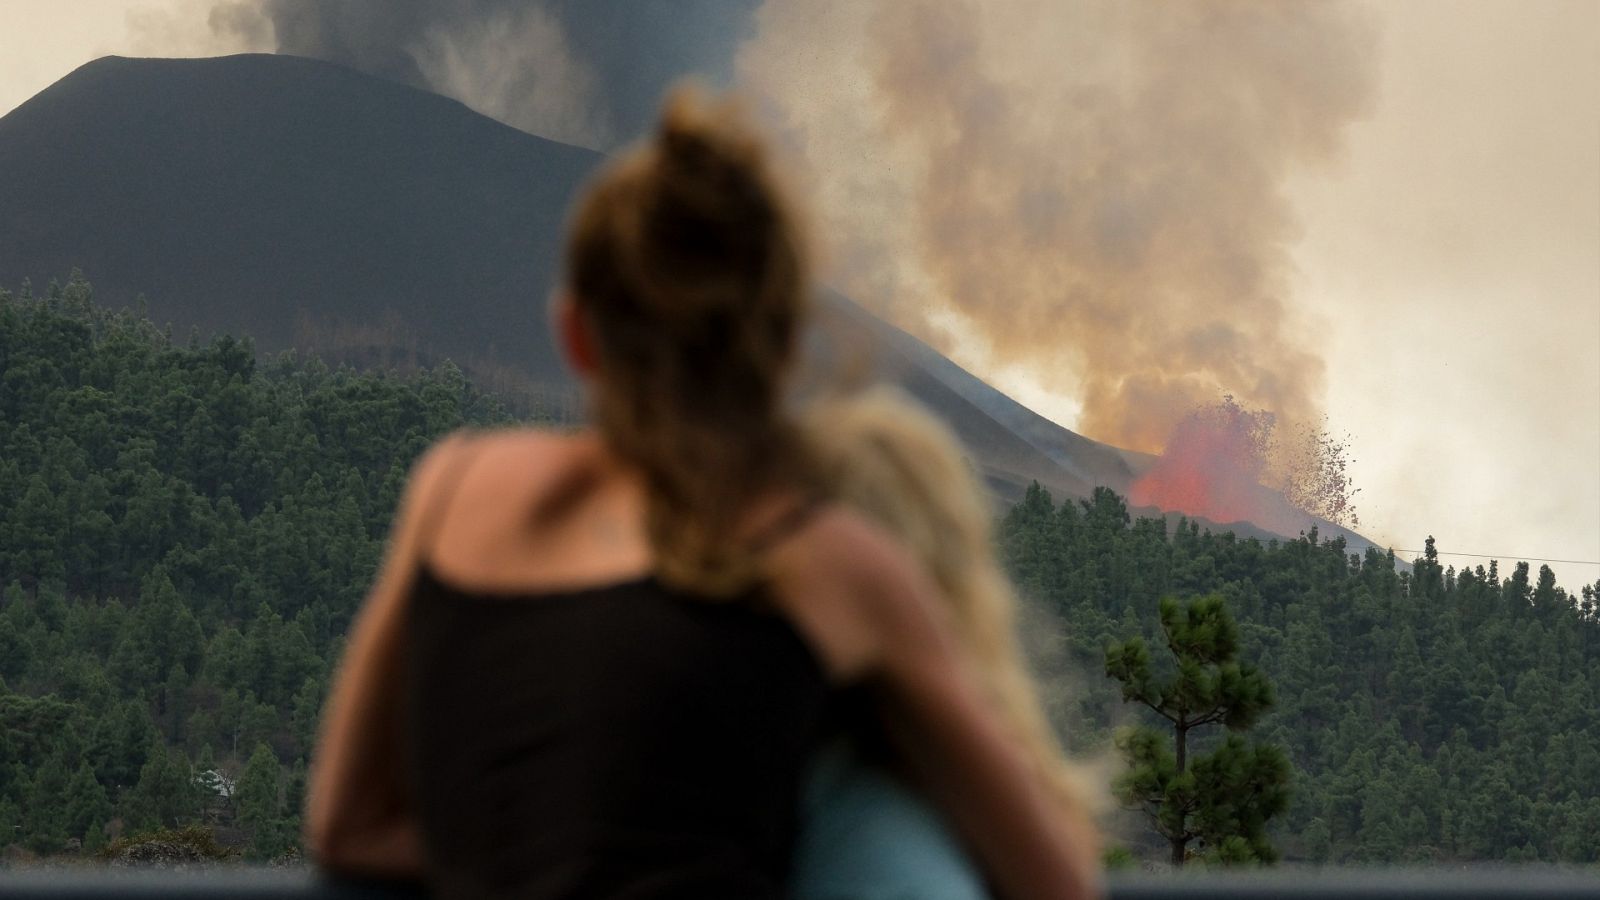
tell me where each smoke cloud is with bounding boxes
[120,0,271,58]
[406,4,610,149]
[196,0,760,149]
[736,0,1379,454]
[196,0,608,146]
[176,0,1379,456]
[164,0,1380,516]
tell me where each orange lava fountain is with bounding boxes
[1129,396,1361,533]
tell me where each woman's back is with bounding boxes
[403,433,832,898]
[407,568,827,898]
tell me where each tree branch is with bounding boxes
[1138,697,1178,724]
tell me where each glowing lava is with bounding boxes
[1128,396,1361,533]
[1128,397,1276,525]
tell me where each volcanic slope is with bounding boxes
[0,53,594,388]
[0,55,1105,491]
[0,54,1380,551]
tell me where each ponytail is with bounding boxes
[564,85,813,594]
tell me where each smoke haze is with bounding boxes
[196,0,759,149]
[737,0,1379,454]
[170,0,1380,459]
[147,0,1385,527]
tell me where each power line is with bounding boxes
[1391,549,1600,567]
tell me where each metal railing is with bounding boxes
[0,868,1597,899]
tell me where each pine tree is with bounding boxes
[1105,593,1291,865]
[63,760,112,845]
[236,742,286,860]
[0,797,19,850]
[122,742,199,831]
[22,754,71,852]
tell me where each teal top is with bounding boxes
[792,739,991,900]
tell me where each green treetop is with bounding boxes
[1105,593,1291,865]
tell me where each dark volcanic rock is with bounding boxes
[0,53,595,386]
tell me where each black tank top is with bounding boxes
[403,446,831,899]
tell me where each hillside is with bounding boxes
[0,55,1105,494]
[1001,483,1600,864]
[0,282,509,858]
[1,287,1595,864]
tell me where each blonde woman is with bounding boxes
[794,386,1102,898]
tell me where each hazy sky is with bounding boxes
[1287,1,1599,586]
[2,0,1596,587]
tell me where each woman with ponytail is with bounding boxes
[306,86,1100,900]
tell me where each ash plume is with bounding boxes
[120,0,271,58]
[197,0,761,149]
[736,0,1380,454]
[156,0,1380,530]
[201,0,607,147]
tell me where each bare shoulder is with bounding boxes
[396,429,475,516]
[397,427,595,534]
[781,505,923,592]
[424,426,593,491]
[764,505,946,683]
[444,426,586,465]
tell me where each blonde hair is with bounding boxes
[566,84,814,595]
[802,387,1101,815]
